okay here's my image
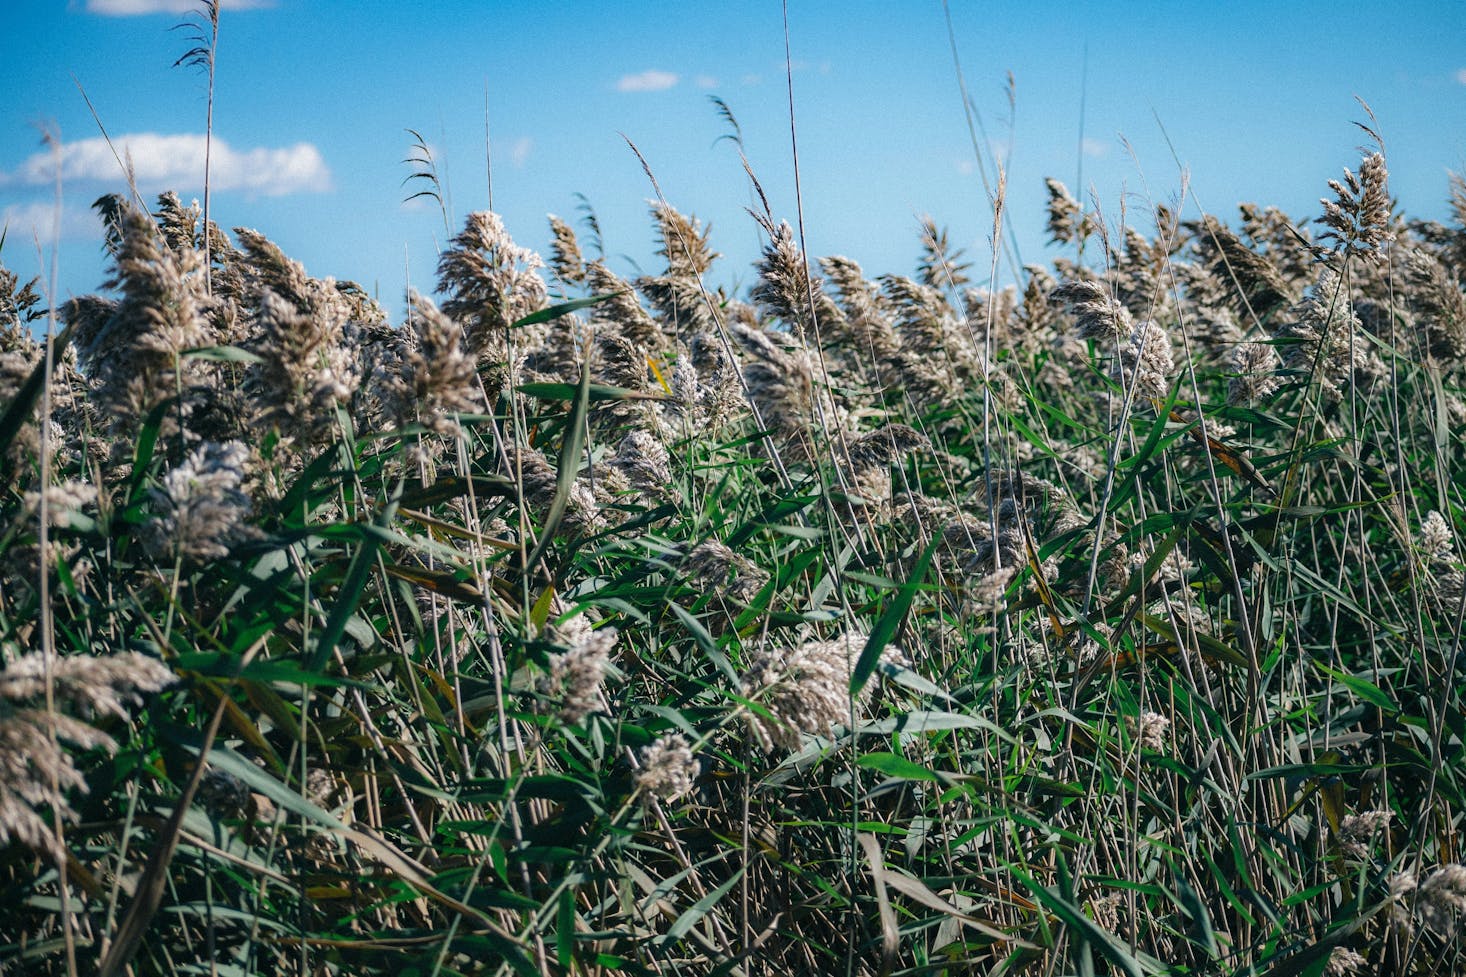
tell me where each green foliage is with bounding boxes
[2,145,1466,977]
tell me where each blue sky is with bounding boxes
[2,0,1465,318]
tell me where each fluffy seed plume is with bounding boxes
[1319,151,1393,259]
[1402,248,1466,363]
[511,447,604,538]
[64,199,215,436]
[1188,216,1296,321]
[1127,711,1171,752]
[750,217,823,334]
[396,291,482,436]
[1334,809,1392,858]
[740,631,902,752]
[1419,510,1454,564]
[145,440,256,563]
[547,214,586,287]
[547,626,618,725]
[683,539,768,605]
[1052,279,1134,343]
[1324,948,1367,976]
[0,652,174,856]
[610,430,673,497]
[1416,863,1466,935]
[634,733,699,803]
[1228,341,1282,406]
[436,211,548,353]
[1111,320,1175,401]
[1044,178,1093,245]
[1274,268,1381,401]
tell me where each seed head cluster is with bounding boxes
[740,632,902,752]
[634,733,699,804]
[145,440,256,563]
[548,626,619,725]
[0,652,174,855]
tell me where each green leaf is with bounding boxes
[857,752,941,782]
[656,866,745,945]
[511,292,617,328]
[181,344,265,365]
[306,481,401,671]
[522,354,592,575]
[518,381,670,403]
[857,710,1014,741]
[851,538,938,695]
[1008,862,1159,977]
[1315,662,1397,713]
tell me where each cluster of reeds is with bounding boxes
[2,133,1465,977]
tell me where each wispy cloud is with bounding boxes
[1081,137,1110,159]
[85,0,273,14]
[1,201,102,246]
[616,69,679,93]
[694,75,719,90]
[1456,67,1466,85]
[510,136,534,169]
[3,133,331,197]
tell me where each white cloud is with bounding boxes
[2,201,102,246]
[955,159,975,176]
[694,75,719,89]
[739,73,762,87]
[1081,137,1110,159]
[85,0,273,14]
[616,69,679,93]
[1456,67,1466,85]
[510,136,533,169]
[4,133,331,197]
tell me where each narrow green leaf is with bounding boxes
[851,538,938,695]
[857,752,941,782]
[1008,863,1157,977]
[657,866,745,945]
[181,344,264,365]
[307,481,401,671]
[511,291,617,328]
[523,355,592,575]
[518,381,670,403]
[1315,662,1397,713]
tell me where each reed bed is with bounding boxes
[1,126,1465,977]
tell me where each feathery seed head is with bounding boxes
[437,211,548,352]
[740,631,901,752]
[1417,863,1466,936]
[1419,510,1454,565]
[547,214,586,287]
[1228,341,1282,405]
[684,539,768,605]
[1335,809,1392,858]
[611,430,673,496]
[1324,948,1367,976]
[145,440,256,563]
[1128,711,1171,752]
[397,290,482,436]
[1052,279,1134,343]
[1319,152,1393,259]
[548,626,618,725]
[1044,178,1093,245]
[751,218,822,333]
[1112,319,1175,401]
[0,652,173,855]
[634,733,699,804]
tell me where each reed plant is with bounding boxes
[1,56,1465,977]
